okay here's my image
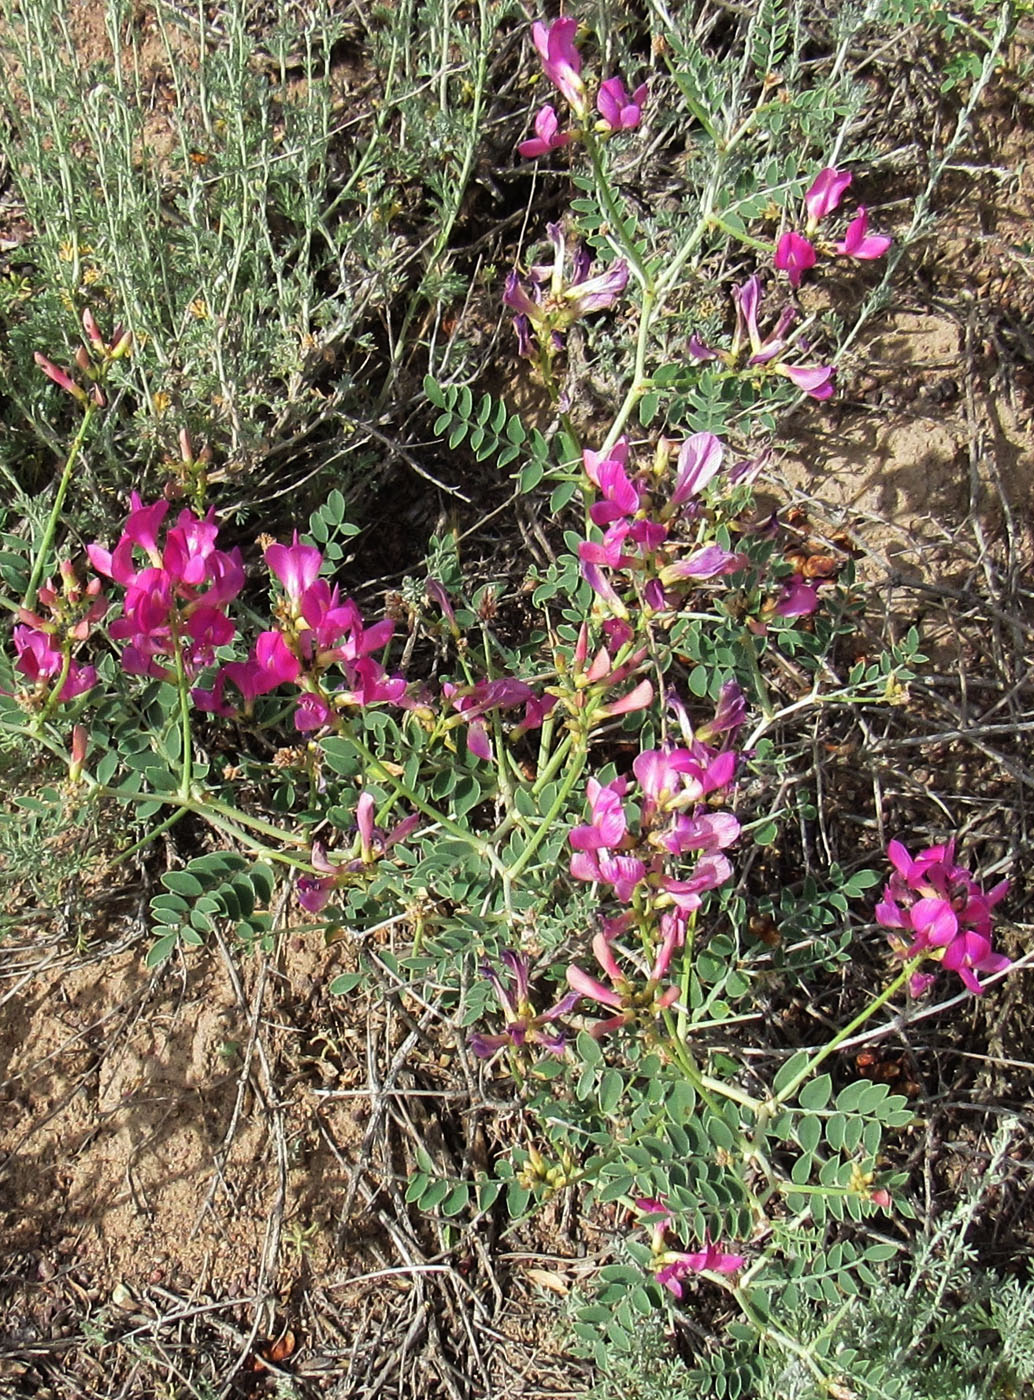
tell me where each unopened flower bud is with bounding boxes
[35,353,88,404]
[82,308,105,352]
[69,724,88,783]
[109,328,133,360]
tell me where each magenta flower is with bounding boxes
[588,456,640,527]
[443,676,554,760]
[583,437,629,489]
[692,275,836,401]
[13,625,96,701]
[570,774,630,849]
[531,17,588,115]
[636,1199,744,1295]
[569,777,648,901]
[805,165,853,228]
[875,838,1010,995]
[668,432,723,510]
[519,103,575,158]
[294,693,333,731]
[192,630,301,714]
[468,951,579,1059]
[773,361,835,400]
[694,680,747,744]
[565,259,630,316]
[772,574,820,617]
[596,77,648,131]
[774,230,817,288]
[265,533,323,609]
[505,224,628,355]
[657,544,747,584]
[633,745,736,817]
[655,811,740,859]
[656,1240,745,1295]
[837,206,892,261]
[89,496,244,682]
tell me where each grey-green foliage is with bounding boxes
[0,0,502,515]
[588,1263,1034,1400]
[588,1119,1034,1400]
[0,0,351,466]
[149,851,276,964]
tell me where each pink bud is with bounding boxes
[82,308,105,351]
[69,723,89,783]
[109,328,133,360]
[572,622,590,671]
[356,791,376,862]
[35,353,87,403]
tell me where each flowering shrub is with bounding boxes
[0,8,1018,1397]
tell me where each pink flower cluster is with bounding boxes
[567,925,681,1037]
[636,1198,744,1296]
[774,165,892,289]
[520,18,647,159]
[565,688,743,1034]
[88,494,244,681]
[569,739,739,907]
[443,676,554,761]
[504,222,628,357]
[193,533,404,731]
[875,838,1010,995]
[558,622,655,726]
[579,432,747,622]
[468,951,580,1059]
[297,791,419,914]
[34,309,133,410]
[690,274,835,400]
[13,561,105,704]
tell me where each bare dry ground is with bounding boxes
[1,5,1033,1399]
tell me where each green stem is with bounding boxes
[197,806,313,871]
[582,129,651,290]
[602,284,656,453]
[187,793,311,847]
[661,1007,762,1115]
[23,402,96,612]
[531,727,574,795]
[732,1289,828,1386]
[767,959,920,1110]
[600,193,715,454]
[503,740,587,883]
[171,623,193,801]
[32,647,73,731]
[710,216,773,252]
[339,729,500,868]
[89,783,312,852]
[105,806,189,870]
